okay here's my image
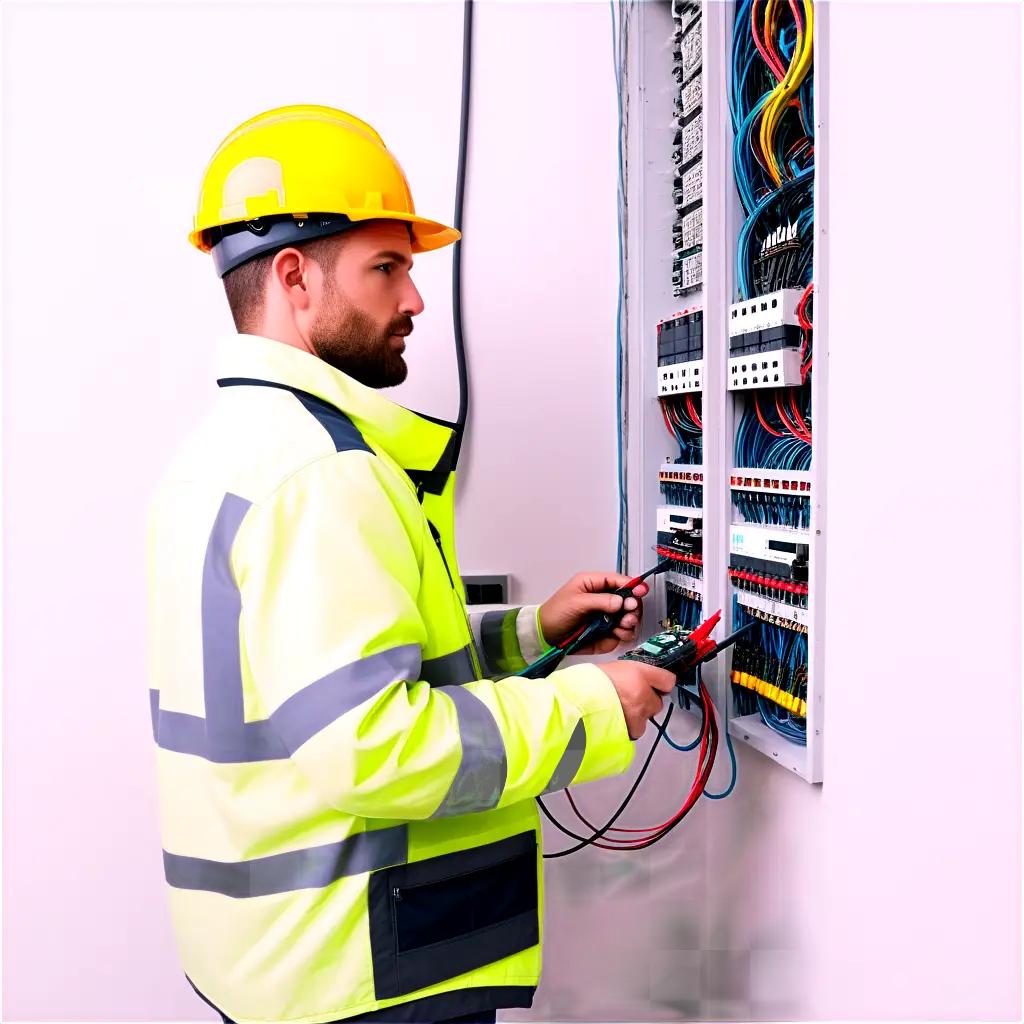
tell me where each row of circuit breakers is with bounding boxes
[653,0,817,764]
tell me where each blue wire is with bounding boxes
[704,729,737,799]
[661,712,704,752]
[703,659,738,799]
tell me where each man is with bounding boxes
[146,104,675,1024]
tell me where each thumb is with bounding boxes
[576,592,628,616]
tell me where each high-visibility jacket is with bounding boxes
[145,333,635,1024]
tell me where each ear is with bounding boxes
[270,247,313,312]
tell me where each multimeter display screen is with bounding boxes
[640,633,681,654]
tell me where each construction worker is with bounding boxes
[146,105,676,1024]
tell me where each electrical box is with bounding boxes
[630,0,825,783]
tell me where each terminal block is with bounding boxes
[728,287,805,353]
[729,523,809,580]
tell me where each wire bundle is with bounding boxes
[731,600,807,744]
[539,662,721,856]
[730,0,814,301]
[734,384,812,469]
[659,394,703,464]
[666,583,702,630]
[661,480,703,507]
[732,490,809,528]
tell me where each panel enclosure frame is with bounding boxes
[627,0,828,784]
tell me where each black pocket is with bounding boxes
[368,832,539,999]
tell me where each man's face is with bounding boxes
[308,220,425,389]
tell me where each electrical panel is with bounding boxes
[634,0,824,783]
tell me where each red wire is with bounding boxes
[659,399,677,442]
[789,0,803,36]
[684,395,702,429]
[751,0,785,81]
[775,391,811,443]
[796,282,813,329]
[763,18,787,85]
[797,282,814,382]
[559,680,719,849]
[774,391,803,440]
[754,392,785,437]
[788,390,811,440]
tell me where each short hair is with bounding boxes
[222,232,352,334]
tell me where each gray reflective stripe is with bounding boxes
[541,720,587,794]
[430,686,507,817]
[272,645,421,753]
[163,824,408,898]
[468,612,487,669]
[150,490,423,762]
[201,493,259,751]
[480,609,517,675]
[420,645,477,687]
[151,646,421,762]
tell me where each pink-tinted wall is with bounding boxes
[2,3,621,1020]
[3,2,1020,1022]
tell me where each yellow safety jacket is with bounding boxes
[145,334,635,1024]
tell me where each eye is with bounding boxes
[375,263,394,275]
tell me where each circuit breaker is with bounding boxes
[631,0,825,783]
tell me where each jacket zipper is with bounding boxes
[391,886,402,989]
[426,521,455,589]
[426,521,483,677]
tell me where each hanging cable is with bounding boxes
[449,0,474,467]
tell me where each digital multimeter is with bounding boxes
[620,626,698,671]
[619,614,755,684]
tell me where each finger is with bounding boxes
[576,592,627,616]
[647,673,677,694]
[617,613,639,630]
[579,572,636,594]
[630,582,650,599]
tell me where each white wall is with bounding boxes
[2,1,1021,1022]
[1,2,621,1019]
[698,3,1022,1021]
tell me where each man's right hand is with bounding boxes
[598,661,678,740]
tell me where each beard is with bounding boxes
[309,279,412,389]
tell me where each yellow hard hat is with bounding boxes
[190,104,460,276]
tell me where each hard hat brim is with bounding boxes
[191,210,460,255]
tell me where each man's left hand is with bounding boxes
[538,573,650,656]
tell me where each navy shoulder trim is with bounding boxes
[217,377,373,455]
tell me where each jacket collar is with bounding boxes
[215,333,457,477]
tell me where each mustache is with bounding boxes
[388,317,414,337]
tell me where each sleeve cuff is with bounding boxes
[547,663,635,786]
[516,604,550,664]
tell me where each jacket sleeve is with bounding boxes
[232,452,635,821]
[468,605,549,677]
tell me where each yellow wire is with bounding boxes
[758,0,814,186]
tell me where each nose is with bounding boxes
[401,276,425,318]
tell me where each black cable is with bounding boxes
[451,0,473,466]
[539,706,673,857]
